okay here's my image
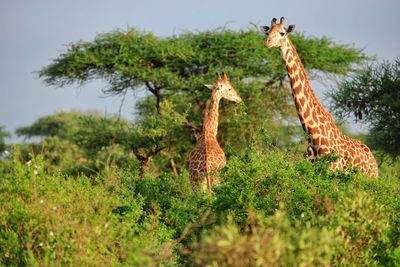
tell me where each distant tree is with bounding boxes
[16,111,92,140]
[0,126,10,152]
[38,27,368,172]
[16,111,131,174]
[328,59,400,158]
[16,107,188,176]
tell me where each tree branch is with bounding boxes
[145,81,163,114]
[131,144,166,177]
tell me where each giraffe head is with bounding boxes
[261,17,295,48]
[205,72,242,103]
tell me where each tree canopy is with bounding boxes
[329,59,400,159]
[39,28,366,108]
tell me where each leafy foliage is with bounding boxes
[39,28,365,91]
[15,111,133,175]
[192,210,338,267]
[0,155,176,266]
[0,126,10,153]
[15,106,191,176]
[1,140,399,266]
[329,59,400,158]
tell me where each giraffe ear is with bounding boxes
[287,25,295,33]
[204,84,213,90]
[260,26,270,35]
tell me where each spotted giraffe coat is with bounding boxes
[263,17,378,176]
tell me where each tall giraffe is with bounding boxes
[261,17,378,177]
[189,73,243,189]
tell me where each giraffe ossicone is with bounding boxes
[189,72,243,190]
[262,17,378,177]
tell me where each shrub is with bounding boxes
[213,146,348,224]
[322,190,391,265]
[191,210,339,266]
[0,155,176,266]
[0,140,398,266]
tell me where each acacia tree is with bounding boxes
[328,59,400,158]
[38,27,367,174]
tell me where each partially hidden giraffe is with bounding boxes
[261,17,378,177]
[189,72,243,189]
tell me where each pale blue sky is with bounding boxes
[1,0,399,142]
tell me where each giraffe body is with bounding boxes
[189,135,226,187]
[262,17,378,176]
[189,73,242,189]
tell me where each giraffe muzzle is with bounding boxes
[264,40,273,48]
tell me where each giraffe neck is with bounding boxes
[280,37,335,138]
[202,89,221,138]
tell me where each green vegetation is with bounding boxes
[1,27,399,266]
[329,59,400,159]
[0,126,10,153]
[1,139,399,265]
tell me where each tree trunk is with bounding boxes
[169,158,178,175]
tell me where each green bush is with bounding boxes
[187,143,397,266]
[0,141,399,266]
[191,210,339,267]
[323,190,391,265]
[213,146,347,224]
[0,155,176,266]
[191,190,392,266]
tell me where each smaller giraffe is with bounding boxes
[261,17,378,177]
[189,73,243,190]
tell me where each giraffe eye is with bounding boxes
[280,32,285,36]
